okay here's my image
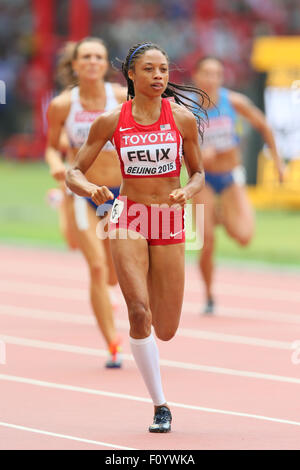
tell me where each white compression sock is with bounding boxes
[129,334,166,406]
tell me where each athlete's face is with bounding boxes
[129,49,169,97]
[72,42,108,82]
[193,59,223,95]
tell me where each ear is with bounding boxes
[128,68,135,82]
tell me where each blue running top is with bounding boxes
[197,88,240,153]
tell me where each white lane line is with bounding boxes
[1,278,300,305]
[1,374,300,429]
[0,280,87,301]
[0,421,136,450]
[3,256,300,283]
[183,302,300,324]
[186,279,300,303]
[0,304,295,349]
[0,334,299,385]
[1,276,300,324]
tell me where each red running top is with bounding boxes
[111,98,183,179]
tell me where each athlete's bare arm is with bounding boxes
[171,103,205,206]
[66,106,122,205]
[229,91,284,181]
[46,92,71,181]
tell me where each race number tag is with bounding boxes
[110,199,124,223]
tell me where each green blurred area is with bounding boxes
[0,159,63,247]
[0,159,299,267]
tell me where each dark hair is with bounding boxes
[56,37,108,89]
[194,55,223,72]
[121,42,210,139]
[56,41,77,89]
[73,36,107,60]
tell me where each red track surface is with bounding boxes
[0,244,300,450]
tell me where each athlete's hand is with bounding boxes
[89,185,114,205]
[50,163,66,182]
[276,159,286,184]
[169,188,187,209]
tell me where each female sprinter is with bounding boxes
[46,37,127,367]
[66,42,207,433]
[46,42,78,251]
[192,56,284,314]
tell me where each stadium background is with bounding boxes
[0,0,299,266]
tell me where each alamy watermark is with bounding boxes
[95,199,204,251]
[0,80,6,104]
[0,340,6,365]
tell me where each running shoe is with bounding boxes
[105,338,122,369]
[149,406,172,433]
[202,297,215,315]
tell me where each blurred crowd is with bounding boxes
[0,0,300,153]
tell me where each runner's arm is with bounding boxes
[45,98,68,182]
[170,111,205,206]
[230,92,284,182]
[66,111,119,204]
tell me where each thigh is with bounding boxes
[109,235,150,309]
[220,183,255,242]
[148,243,185,334]
[73,199,107,267]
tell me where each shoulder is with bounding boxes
[89,104,123,139]
[228,90,253,110]
[110,82,128,103]
[47,90,72,123]
[170,101,198,137]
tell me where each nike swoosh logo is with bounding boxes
[170,230,185,238]
[120,127,134,132]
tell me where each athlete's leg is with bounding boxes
[193,185,217,305]
[220,183,255,246]
[102,217,118,287]
[148,243,185,341]
[72,198,118,348]
[110,234,169,423]
[59,190,79,250]
[110,235,151,338]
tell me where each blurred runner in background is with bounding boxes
[45,37,127,367]
[192,56,284,315]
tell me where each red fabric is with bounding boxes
[32,0,54,148]
[109,196,185,246]
[112,99,183,179]
[195,0,215,20]
[69,0,91,41]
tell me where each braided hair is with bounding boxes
[121,42,210,139]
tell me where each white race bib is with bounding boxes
[110,199,124,223]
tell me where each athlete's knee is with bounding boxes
[233,229,253,246]
[237,234,252,246]
[202,233,215,254]
[155,327,177,342]
[89,260,106,283]
[128,301,151,335]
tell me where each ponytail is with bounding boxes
[56,41,77,89]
